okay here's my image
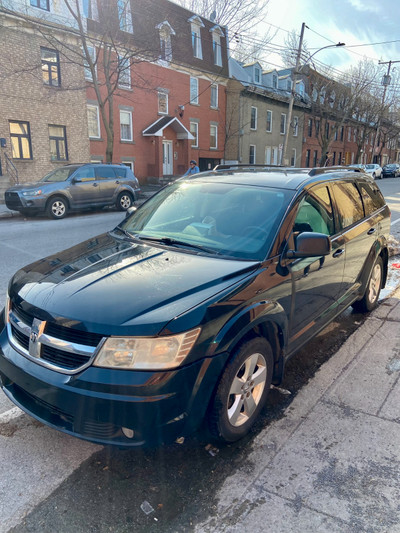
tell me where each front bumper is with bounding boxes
[0,325,228,447]
[4,192,45,213]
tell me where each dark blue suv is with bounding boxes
[0,166,391,446]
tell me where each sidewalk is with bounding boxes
[196,286,400,533]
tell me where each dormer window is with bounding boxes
[118,0,133,33]
[254,66,261,84]
[287,80,292,91]
[156,21,175,63]
[296,81,305,97]
[189,15,205,59]
[210,25,224,67]
[272,74,278,88]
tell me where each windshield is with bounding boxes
[40,166,80,182]
[118,181,293,260]
[365,165,375,170]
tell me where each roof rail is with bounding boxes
[212,164,309,173]
[308,166,364,177]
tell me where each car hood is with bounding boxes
[6,182,56,192]
[10,232,259,336]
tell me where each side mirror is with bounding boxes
[286,232,331,259]
[72,177,82,183]
[125,206,137,218]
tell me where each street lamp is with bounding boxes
[280,23,345,166]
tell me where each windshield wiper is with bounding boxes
[137,235,218,255]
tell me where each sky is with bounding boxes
[255,0,400,77]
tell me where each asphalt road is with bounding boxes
[0,177,399,532]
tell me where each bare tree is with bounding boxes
[280,29,311,69]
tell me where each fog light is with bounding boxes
[122,427,135,439]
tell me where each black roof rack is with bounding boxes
[212,164,309,174]
[308,166,365,176]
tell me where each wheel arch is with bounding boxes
[45,193,70,210]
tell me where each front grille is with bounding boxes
[8,302,104,374]
[5,192,23,209]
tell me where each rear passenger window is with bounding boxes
[114,167,127,178]
[358,181,386,215]
[95,166,116,179]
[332,182,364,229]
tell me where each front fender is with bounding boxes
[209,299,288,359]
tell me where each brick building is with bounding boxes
[0,5,90,193]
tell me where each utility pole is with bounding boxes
[371,59,400,164]
[281,22,306,166]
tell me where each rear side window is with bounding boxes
[357,180,386,215]
[95,166,116,179]
[114,166,127,178]
[331,182,364,229]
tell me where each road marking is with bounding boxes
[0,406,23,424]
[391,218,400,226]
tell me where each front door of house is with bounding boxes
[162,141,173,175]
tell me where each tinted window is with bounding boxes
[332,182,364,229]
[114,166,127,178]
[358,180,386,215]
[73,166,95,180]
[41,166,80,182]
[294,185,335,237]
[95,166,116,179]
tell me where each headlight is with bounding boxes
[22,190,42,196]
[93,328,201,370]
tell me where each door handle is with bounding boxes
[333,249,345,258]
[367,228,376,235]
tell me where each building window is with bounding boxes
[212,31,223,66]
[348,127,351,141]
[190,77,199,104]
[340,127,344,141]
[313,150,318,167]
[293,116,298,137]
[120,110,133,141]
[117,0,133,33]
[87,104,100,138]
[291,148,296,167]
[265,146,271,164]
[332,152,336,165]
[41,48,60,87]
[308,118,312,137]
[280,113,286,135]
[266,110,272,132]
[210,85,218,109]
[84,45,96,81]
[249,145,256,164]
[254,66,261,84]
[210,124,217,149]
[272,74,278,89]
[190,122,198,148]
[189,16,204,59]
[157,21,175,63]
[121,160,134,172]
[30,0,49,10]
[158,92,168,114]
[305,149,311,167]
[49,125,68,161]
[326,122,330,139]
[334,128,338,141]
[82,0,92,18]
[250,107,257,130]
[9,121,32,159]
[315,120,320,137]
[118,56,131,89]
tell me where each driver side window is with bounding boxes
[294,186,335,236]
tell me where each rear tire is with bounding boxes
[208,337,273,443]
[46,196,68,219]
[352,256,383,313]
[116,192,133,211]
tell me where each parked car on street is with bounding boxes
[364,163,383,179]
[382,163,400,178]
[0,166,391,447]
[4,163,140,219]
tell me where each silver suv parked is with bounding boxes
[4,163,141,219]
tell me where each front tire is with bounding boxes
[46,196,68,219]
[116,192,133,211]
[209,337,273,443]
[352,256,383,313]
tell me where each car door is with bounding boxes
[94,165,118,204]
[69,165,101,207]
[286,184,345,353]
[330,179,386,310]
